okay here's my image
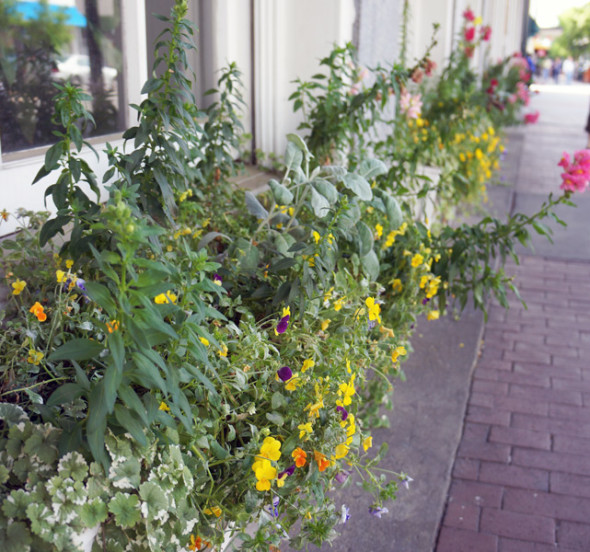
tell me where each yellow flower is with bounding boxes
[337,374,356,407]
[391,346,407,363]
[411,253,424,268]
[365,297,381,324]
[199,337,210,347]
[327,233,335,245]
[379,325,395,339]
[285,374,301,391]
[334,298,345,311]
[474,15,482,25]
[65,259,74,269]
[159,401,170,412]
[363,436,373,452]
[312,230,321,244]
[321,319,331,331]
[218,344,228,357]
[334,444,350,459]
[427,310,440,321]
[29,302,47,322]
[11,279,26,296]
[375,224,383,239]
[154,291,178,304]
[298,422,313,439]
[392,279,402,293]
[252,458,276,491]
[204,506,222,517]
[27,349,44,365]
[259,436,281,462]
[106,320,120,333]
[302,359,315,373]
[56,270,67,283]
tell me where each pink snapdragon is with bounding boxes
[463,8,475,21]
[400,90,422,119]
[464,26,475,42]
[559,149,590,192]
[516,81,530,106]
[481,25,492,41]
[523,111,539,124]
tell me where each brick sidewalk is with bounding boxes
[437,255,590,551]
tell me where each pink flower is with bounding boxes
[463,8,475,21]
[507,94,517,104]
[400,90,422,119]
[524,111,539,124]
[464,26,475,42]
[486,78,498,94]
[558,152,571,170]
[481,25,492,41]
[559,149,590,192]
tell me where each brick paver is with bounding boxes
[437,257,590,551]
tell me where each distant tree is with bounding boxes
[551,3,590,58]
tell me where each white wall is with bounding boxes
[254,0,356,158]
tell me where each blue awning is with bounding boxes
[16,1,87,28]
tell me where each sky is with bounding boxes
[529,0,589,28]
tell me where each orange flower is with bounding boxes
[188,534,210,551]
[313,450,331,472]
[106,320,120,333]
[29,302,47,322]
[292,447,307,468]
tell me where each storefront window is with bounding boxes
[0,0,125,156]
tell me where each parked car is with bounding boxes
[53,54,117,88]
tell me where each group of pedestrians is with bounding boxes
[539,56,577,84]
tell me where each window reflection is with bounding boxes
[0,0,124,155]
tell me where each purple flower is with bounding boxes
[340,504,350,524]
[422,297,430,305]
[76,278,87,293]
[279,464,296,478]
[334,470,351,484]
[336,406,348,421]
[369,506,389,518]
[277,366,293,382]
[213,273,223,285]
[368,320,377,330]
[275,315,290,335]
[266,495,280,518]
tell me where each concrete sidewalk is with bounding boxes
[436,83,590,551]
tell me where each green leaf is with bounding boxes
[47,383,85,406]
[342,173,372,201]
[266,412,284,426]
[108,492,141,527]
[114,405,147,446]
[139,481,169,520]
[312,179,339,204]
[356,221,374,257]
[271,392,287,410]
[44,142,63,170]
[269,179,294,205]
[0,403,28,424]
[360,250,380,281]
[245,191,268,219]
[81,498,108,527]
[310,186,331,218]
[359,158,388,180]
[384,195,403,229]
[209,438,229,459]
[287,133,312,158]
[284,142,303,173]
[84,281,117,314]
[48,338,104,361]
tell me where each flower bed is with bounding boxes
[0,3,581,552]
